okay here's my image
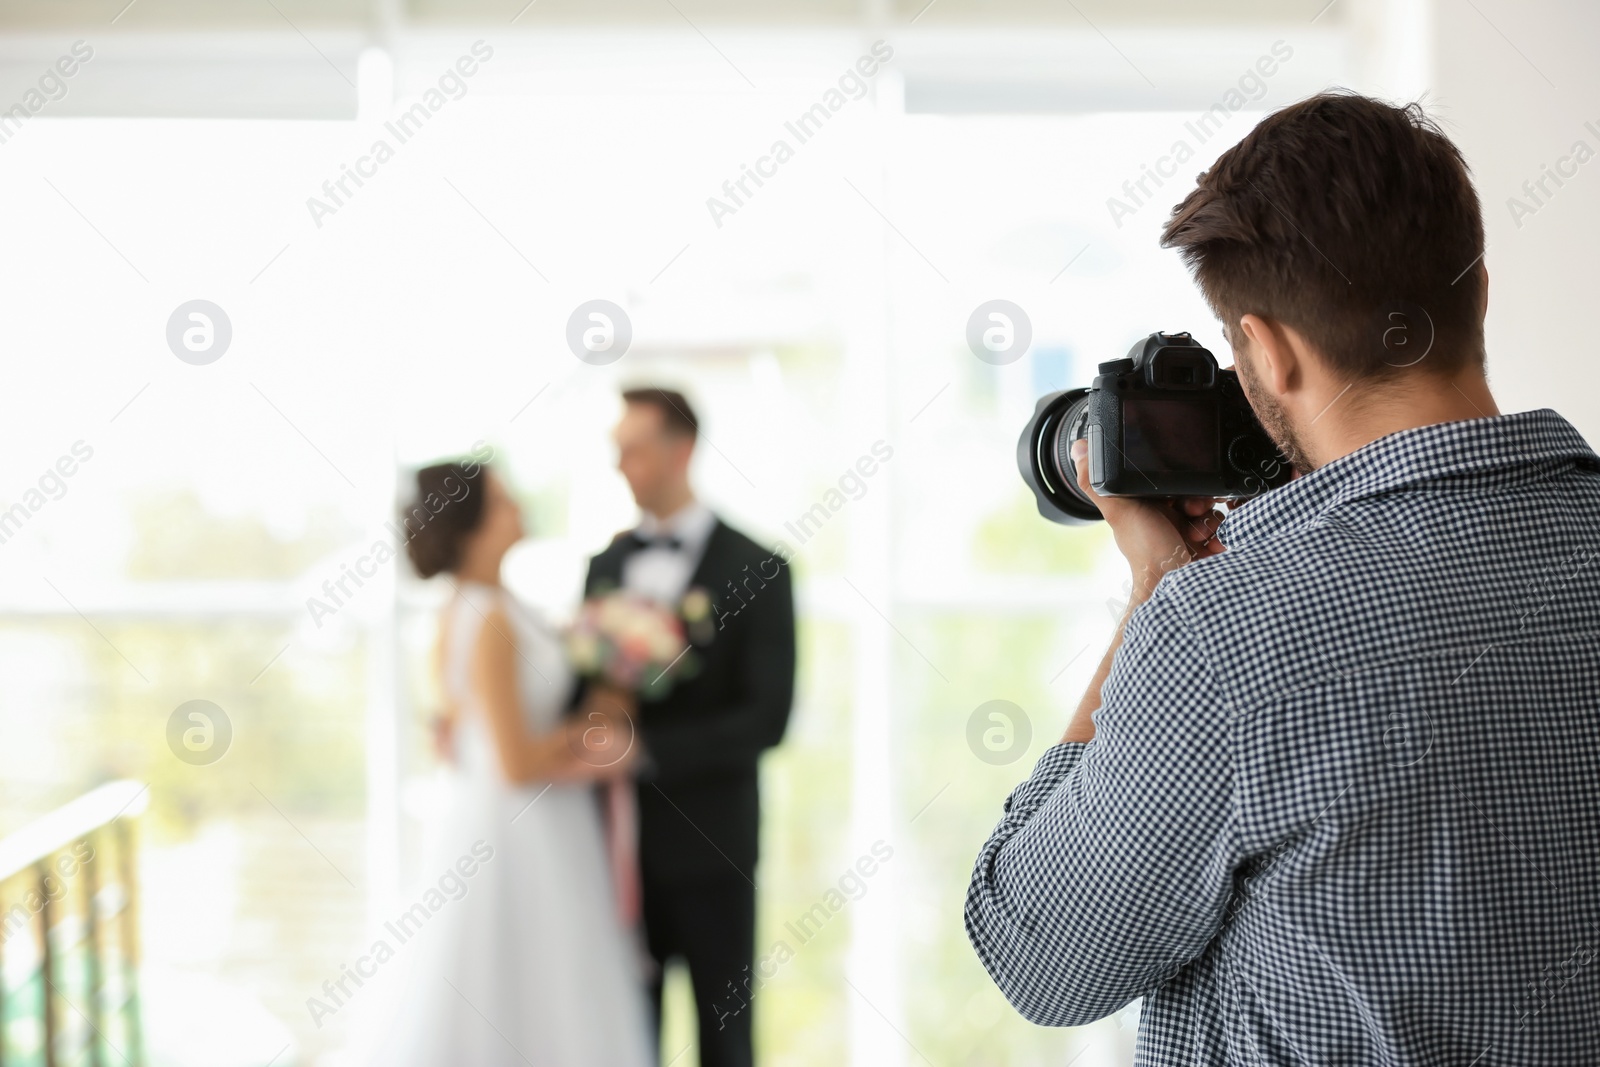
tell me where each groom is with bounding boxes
[585,386,796,1067]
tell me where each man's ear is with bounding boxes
[1238,313,1299,397]
[674,436,696,472]
[1478,262,1490,321]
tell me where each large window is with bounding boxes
[0,27,1316,1065]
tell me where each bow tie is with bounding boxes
[628,532,683,552]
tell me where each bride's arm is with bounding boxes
[470,604,584,784]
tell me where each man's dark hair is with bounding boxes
[623,386,699,440]
[1161,90,1486,380]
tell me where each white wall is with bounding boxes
[1431,0,1600,438]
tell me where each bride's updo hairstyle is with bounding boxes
[403,461,487,579]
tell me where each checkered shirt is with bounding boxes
[966,408,1600,1065]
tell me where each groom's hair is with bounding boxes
[622,387,698,440]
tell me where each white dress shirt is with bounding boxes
[620,500,717,606]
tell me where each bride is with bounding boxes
[369,459,654,1067]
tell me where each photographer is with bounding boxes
[966,91,1600,1063]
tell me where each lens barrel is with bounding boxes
[1016,388,1103,524]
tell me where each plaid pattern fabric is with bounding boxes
[966,409,1600,1065]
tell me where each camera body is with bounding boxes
[1018,331,1291,524]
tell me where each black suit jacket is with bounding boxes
[584,518,796,885]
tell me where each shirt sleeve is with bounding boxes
[964,590,1239,1027]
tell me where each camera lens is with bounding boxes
[1016,388,1102,524]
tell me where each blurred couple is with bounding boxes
[370,388,796,1067]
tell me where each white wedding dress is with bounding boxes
[369,581,653,1067]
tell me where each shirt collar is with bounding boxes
[1219,408,1599,548]
[636,500,717,553]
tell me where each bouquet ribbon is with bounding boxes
[603,776,642,927]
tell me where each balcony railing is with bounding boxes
[0,781,148,1067]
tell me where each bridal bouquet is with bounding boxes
[567,592,694,930]
[566,592,692,700]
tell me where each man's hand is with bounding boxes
[566,686,641,779]
[585,684,638,717]
[1060,439,1228,744]
[430,711,455,764]
[1071,439,1226,598]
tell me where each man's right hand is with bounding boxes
[1071,439,1227,598]
[1059,440,1231,744]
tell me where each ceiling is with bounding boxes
[0,0,1343,30]
[0,0,1352,119]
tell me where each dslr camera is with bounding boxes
[1018,331,1291,524]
